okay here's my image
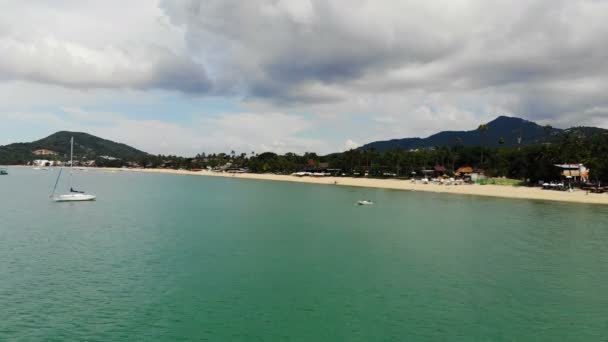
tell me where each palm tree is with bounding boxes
[455,137,463,149]
[516,126,523,150]
[478,123,489,166]
[395,149,405,176]
[543,124,553,144]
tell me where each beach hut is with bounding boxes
[433,165,447,177]
[554,164,589,183]
[456,166,473,176]
[455,166,473,176]
[421,169,435,178]
[455,166,484,183]
[33,159,53,167]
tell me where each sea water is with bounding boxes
[1,168,607,341]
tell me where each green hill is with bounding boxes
[359,116,607,152]
[0,131,148,165]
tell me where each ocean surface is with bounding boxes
[1,167,607,341]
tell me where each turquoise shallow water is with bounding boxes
[1,167,608,341]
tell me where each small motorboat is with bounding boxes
[357,200,374,205]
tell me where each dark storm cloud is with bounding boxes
[147,55,212,93]
[157,0,608,127]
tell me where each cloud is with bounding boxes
[0,0,210,93]
[2,0,608,153]
[159,0,608,124]
[344,139,359,150]
[1,108,328,155]
[200,112,327,153]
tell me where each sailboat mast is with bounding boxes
[70,137,74,190]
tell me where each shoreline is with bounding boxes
[7,165,608,205]
[112,167,608,206]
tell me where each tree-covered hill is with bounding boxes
[0,131,148,165]
[359,116,569,151]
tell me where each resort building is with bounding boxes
[455,166,474,175]
[32,149,58,156]
[225,167,248,173]
[433,165,447,177]
[455,166,485,182]
[554,164,589,182]
[33,159,54,167]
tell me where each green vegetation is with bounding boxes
[2,125,608,184]
[476,178,525,186]
[127,129,608,183]
[0,131,147,165]
[361,116,562,151]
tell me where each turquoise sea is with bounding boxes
[1,167,607,341]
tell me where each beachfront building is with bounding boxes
[554,164,589,183]
[126,161,141,168]
[225,167,248,173]
[455,166,485,182]
[433,165,447,177]
[32,149,58,156]
[33,159,54,167]
[420,166,447,179]
[455,166,474,176]
[295,163,340,177]
[421,169,435,179]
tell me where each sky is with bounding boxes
[1,0,608,155]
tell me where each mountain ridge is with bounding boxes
[358,116,605,152]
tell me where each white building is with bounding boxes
[554,164,589,182]
[33,159,53,167]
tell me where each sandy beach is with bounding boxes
[108,168,608,206]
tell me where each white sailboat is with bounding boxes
[50,137,96,202]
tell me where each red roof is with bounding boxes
[456,166,474,174]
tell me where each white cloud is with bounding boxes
[2,0,608,154]
[344,139,359,150]
[0,0,209,92]
[192,112,328,154]
[1,109,328,155]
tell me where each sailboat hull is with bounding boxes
[53,193,96,202]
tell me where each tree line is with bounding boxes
[93,129,608,183]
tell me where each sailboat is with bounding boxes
[50,137,96,202]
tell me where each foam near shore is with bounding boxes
[107,168,608,206]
